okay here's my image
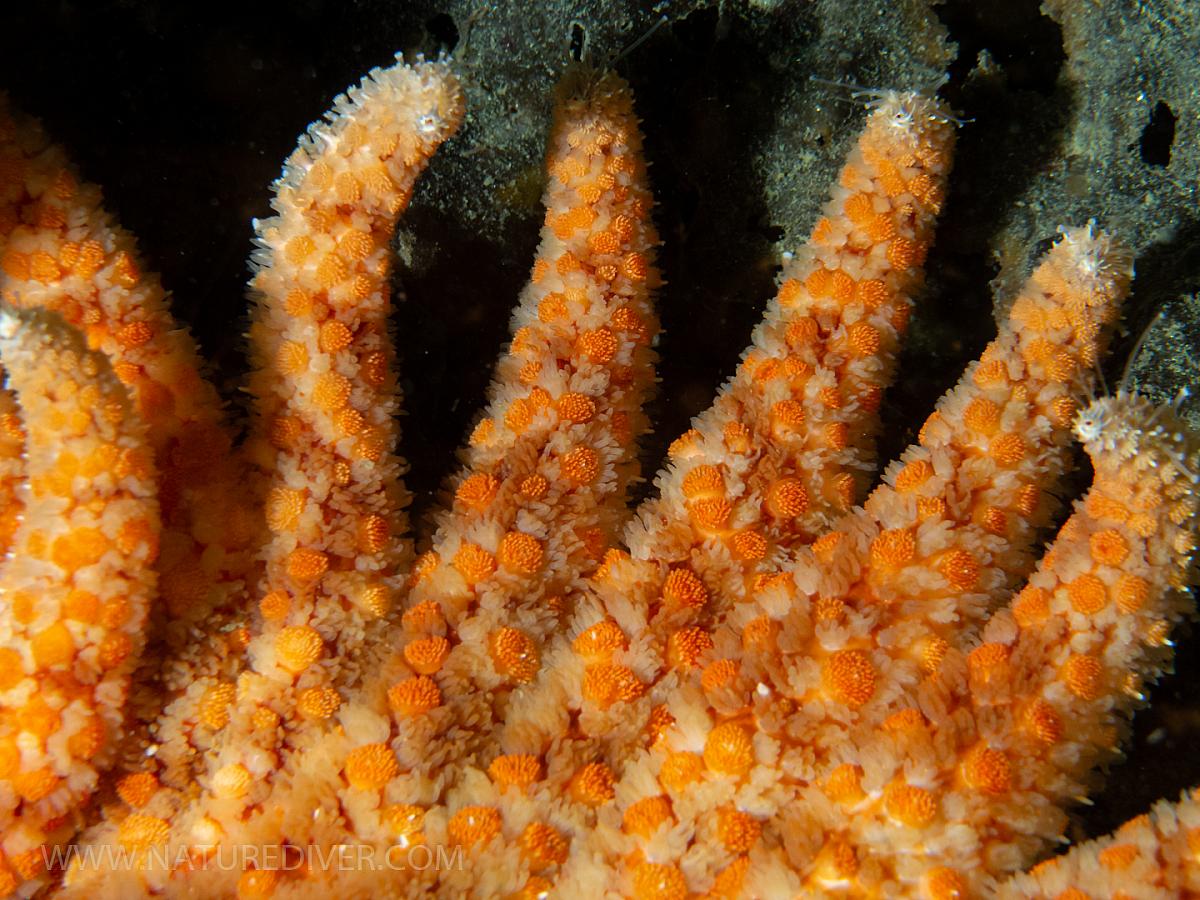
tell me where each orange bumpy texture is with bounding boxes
[0,55,1196,900]
[0,309,157,888]
[0,90,256,622]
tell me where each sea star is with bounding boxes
[0,52,1197,899]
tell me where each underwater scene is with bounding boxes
[0,1,1198,896]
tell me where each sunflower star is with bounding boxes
[0,46,1198,900]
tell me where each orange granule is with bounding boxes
[623,796,673,838]
[1013,585,1051,626]
[117,815,170,850]
[668,626,714,668]
[884,782,938,827]
[939,549,980,590]
[1089,528,1130,565]
[560,445,600,483]
[285,547,329,583]
[731,529,767,560]
[573,619,627,660]
[519,822,568,868]
[344,743,399,790]
[963,397,1002,435]
[312,371,351,411]
[1115,574,1149,614]
[31,623,75,669]
[571,762,616,805]
[274,625,323,673]
[401,598,442,632]
[704,722,755,775]
[771,399,807,430]
[847,321,881,355]
[1063,654,1105,700]
[498,530,544,574]
[822,649,876,707]
[518,473,549,499]
[557,391,597,423]
[662,567,708,608]
[490,627,539,682]
[815,839,860,883]
[296,686,341,720]
[689,496,732,530]
[659,752,704,791]
[198,683,237,730]
[920,496,948,521]
[403,635,450,674]
[701,659,738,692]
[387,676,442,716]
[923,868,967,900]
[711,857,750,897]
[448,806,502,847]
[115,772,159,810]
[990,432,1026,465]
[212,763,252,799]
[1068,573,1109,615]
[717,808,761,852]
[582,663,644,707]
[488,754,543,791]
[681,464,723,497]
[981,505,1008,534]
[871,528,915,567]
[453,542,497,583]
[632,862,687,900]
[968,642,1010,689]
[357,513,390,553]
[576,327,618,363]
[236,869,279,898]
[1025,699,1064,744]
[357,583,391,618]
[824,763,866,804]
[895,458,933,491]
[51,526,109,570]
[766,477,809,518]
[882,708,926,733]
[963,746,1013,794]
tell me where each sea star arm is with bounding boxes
[816,391,1199,895]
[725,229,1132,895]
[53,58,466,898]
[0,308,158,895]
[405,68,661,641]
[857,225,1131,644]
[699,232,1136,892]
[0,94,254,627]
[998,790,1200,897]
[61,65,662,900]
[623,89,956,600]
[0,386,24,555]
[511,228,1132,898]
[236,54,463,715]
[7,45,1198,900]
[477,88,959,899]
[0,95,270,805]
[383,68,661,759]
[503,89,956,755]
[258,71,665,898]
